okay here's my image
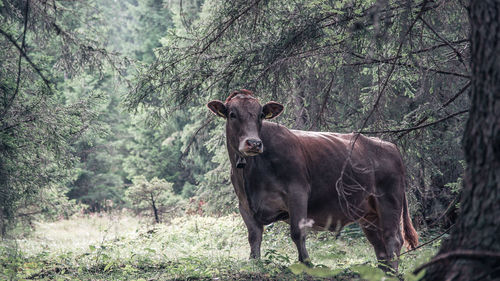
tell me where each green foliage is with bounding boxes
[0,241,23,280]
[0,0,471,279]
[126,0,469,220]
[405,269,426,281]
[0,0,137,233]
[125,176,182,222]
[351,265,398,281]
[289,262,343,278]
[2,0,212,230]
[444,176,463,194]
[1,214,438,280]
[63,72,131,212]
[1,0,468,265]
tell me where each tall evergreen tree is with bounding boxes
[424,1,500,279]
[0,0,112,233]
[129,0,470,217]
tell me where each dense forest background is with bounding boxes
[2,0,489,279]
[1,0,468,232]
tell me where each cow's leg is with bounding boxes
[379,216,403,271]
[361,221,392,272]
[375,186,404,272]
[288,190,310,265]
[239,204,263,259]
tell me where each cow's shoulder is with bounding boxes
[289,130,350,144]
[356,134,400,157]
[354,135,405,177]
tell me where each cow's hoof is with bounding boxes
[302,258,313,268]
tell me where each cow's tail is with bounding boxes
[402,192,418,250]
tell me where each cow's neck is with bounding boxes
[226,138,245,168]
[227,122,294,216]
[235,154,246,168]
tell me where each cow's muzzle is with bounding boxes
[240,138,263,156]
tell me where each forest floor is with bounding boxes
[0,213,439,280]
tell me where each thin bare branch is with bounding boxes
[414,250,500,274]
[359,109,468,135]
[197,0,262,57]
[336,0,432,220]
[394,82,470,138]
[345,52,470,78]
[400,225,454,256]
[311,73,335,130]
[3,0,30,116]
[0,28,53,95]
[441,81,471,108]
[420,17,467,69]
[180,118,213,160]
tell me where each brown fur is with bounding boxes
[207,91,419,272]
[225,89,255,103]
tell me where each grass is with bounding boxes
[0,213,438,280]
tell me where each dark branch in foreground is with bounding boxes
[353,0,431,139]
[414,250,500,274]
[180,118,213,160]
[396,81,470,138]
[10,0,30,113]
[441,81,471,109]
[420,17,467,68]
[336,0,432,222]
[197,0,262,57]
[0,28,53,94]
[400,225,453,256]
[358,109,468,135]
[345,52,470,79]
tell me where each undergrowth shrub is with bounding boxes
[0,213,438,280]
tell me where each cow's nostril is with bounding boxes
[246,139,262,149]
[255,141,262,149]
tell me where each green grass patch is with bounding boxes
[1,214,437,280]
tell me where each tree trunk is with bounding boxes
[417,156,429,228]
[150,193,160,224]
[292,79,308,129]
[424,1,500,280]
[0,208,5,238]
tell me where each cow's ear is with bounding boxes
[262,102,284,119]
[207,100,227,118]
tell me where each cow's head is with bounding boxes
[207,90,283,157]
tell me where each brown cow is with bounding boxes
[207,90,418,271]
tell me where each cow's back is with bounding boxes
[288,130,404,227]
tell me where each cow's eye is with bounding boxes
[229,112,237,119]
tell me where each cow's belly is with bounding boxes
[248,182,371,228]
[252,206,363,230]
[306,194,371,231]
[306,211,354,231]
[254,209,289,225]
[251,193,289,225]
